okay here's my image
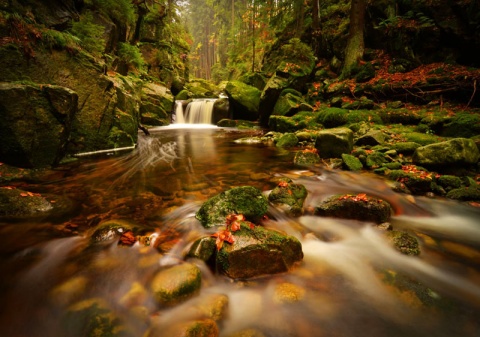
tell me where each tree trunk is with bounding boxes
[341,0,366,77]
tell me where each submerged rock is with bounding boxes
[150,263,202,306]
[90,219,139,245]
[147,318,219,337]
[65,298,133,337]
[187,222,303,279]
[195,186,268,228]
[385,230,420,256]
[314,194,393,224]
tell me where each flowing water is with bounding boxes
[0,126,479,337]
[174,99,216,124]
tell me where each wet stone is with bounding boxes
[314,194,393,224]
[195,186,268,228]
[150,263,202,306]
[385,230,420,256]
[268,180,308,216]
[147,318,219,337]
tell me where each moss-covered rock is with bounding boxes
[379,108,423,125]
[342,153,363,171]
[0,186,53,218]
[386,169,434,195]
[0,82,77,167]
[385,230,420,256]
[314,194,393,224]
[268,180,308,216]
[216,222,303,279]
[412,138,480,167]
[269,115,306,132]
[294,149,321,166]
[315,127,354,158]
[276,133,299,147]
[225,81,261,121]
[258,74,290,126]
[150,263,202,306]
[440,112,480,138]
[437,175,463,192]
[391,142,422,155]
[446,186,480,201]
[272,92,312,117]
[195,186,268,228]
[355,130,385,146]
[315,107,348,128]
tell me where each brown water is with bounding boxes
[1,126,479,337]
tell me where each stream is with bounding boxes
[0,125,479,337]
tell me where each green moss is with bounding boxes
[404,132,444,145]
[385,231,420,256]
[347,110,383,124]
[315,107,348,128]
[276,133,299,147]
[441,112,480,138]
[342,153,363,171]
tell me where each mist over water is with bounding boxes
[0,127,479,337]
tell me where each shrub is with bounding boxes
[69,12,105,55]
[118,42,145,71]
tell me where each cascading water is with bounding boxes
[174,99,216,124]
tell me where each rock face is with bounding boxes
[315,127,354,158]
[187,222,303,279]
[315,194,393,224]
[195,186,268,228]
[0,82,77,167]
[412,138,480,167]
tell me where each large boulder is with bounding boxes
[224,81,261,121]
[412,138,480,167]
[195,186,268,228]
[0,82,77,167]
[258,74,290,126]
[314,127,354,158]
[272,91,312,117]
[186,221,303,279]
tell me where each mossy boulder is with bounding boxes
[342,153,363,171]
[187,222,303,279]
[412,138,480,168]
[446,186,480,202]
[0,82,77,168]
[315,107,348,128]
[437,175,463,192]
[195,186,268,228]
[272,92,312,117]
[276,133,299,147]
[0,187,53,218]
[440,112,480,138]
[269,115,306,133]
[391,142,422,155]
[314,194,393,224]
[294,149,321,166]
[268,180,308,216]
[386,168,434,194]
[315,127,354,158]
[355,130,385,146]
[258,74,290,126]
[225,81,261,121]
[379,108,423,124]
[150,263,202,306]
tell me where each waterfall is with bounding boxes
[174,99,216,124]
